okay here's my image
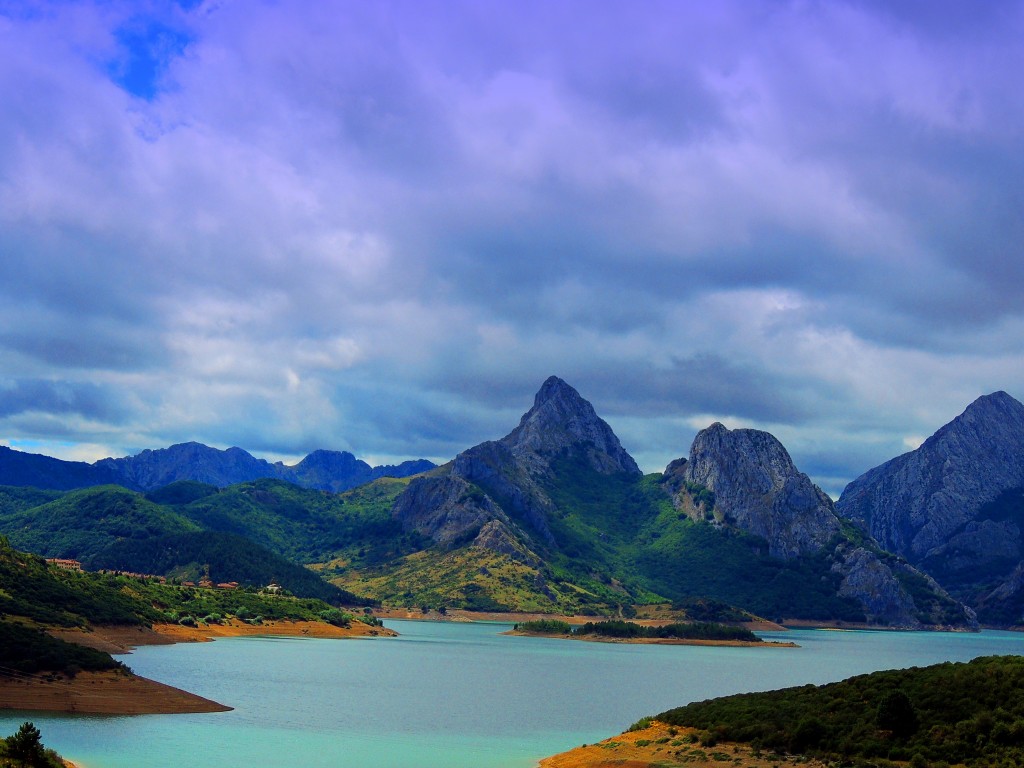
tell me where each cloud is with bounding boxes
[0,0,1022,493]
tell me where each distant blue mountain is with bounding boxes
[0,442,434,493]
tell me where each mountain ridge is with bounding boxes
[0,441,435,494]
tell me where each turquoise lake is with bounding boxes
[2,621,1021,767]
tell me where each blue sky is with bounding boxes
[1,0,1022,496]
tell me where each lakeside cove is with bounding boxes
[1,619,397,715]
[2,621,1021,768]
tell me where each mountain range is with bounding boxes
[3,376,1021,628]
[0,442,435,493]
[343,376,969,627]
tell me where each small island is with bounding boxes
[506,619,796,647]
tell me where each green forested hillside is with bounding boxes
[0,485,200,562]
[88,531,366,604]
[0,478,418,603]
[538,458,863,620]
[0,455,954,622]
[0,536,374,674]
[658,655,1024,766]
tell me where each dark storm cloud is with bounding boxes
[0,378,127,421]
[0,0,1022,486]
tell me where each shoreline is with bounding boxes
[47,617,397,654]
[504,629,798,647]
[538,721,828,768]
[0,670,231,715]
[2,618,399,716]
[374,607,787,632]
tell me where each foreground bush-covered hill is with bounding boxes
[659,654,1024,766]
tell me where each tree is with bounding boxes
[877,690,919,737]
[4,721,49,767]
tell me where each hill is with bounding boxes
[0,484,378,604]
[657,655,1024,766]
[836,391,1024,625]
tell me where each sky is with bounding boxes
[1,0,1022,497]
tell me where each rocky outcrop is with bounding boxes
[833,546,920,627]
[664,422,973,628]
[837,392,1024,559]
[472,519,541,567]
[836,392,1024,623]
[390,474,516,548]
[680,423,841,558]
[502,376,641,476]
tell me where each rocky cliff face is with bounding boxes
[837,391,1024,558]
[391,376,639,554]
[836,391,1024,623]
[664,423,973,628]
[502,376,641,476]
[680,423,840,558]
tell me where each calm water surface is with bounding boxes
[2,621,1021,767]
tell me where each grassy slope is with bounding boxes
[658,655,1024,766]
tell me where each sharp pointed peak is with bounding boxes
[533,375,579,406]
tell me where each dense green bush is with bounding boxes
[0,621,124,675]
[658,655,1024,766]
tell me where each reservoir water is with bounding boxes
[1,621,1021,767]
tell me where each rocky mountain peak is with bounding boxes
[682,423,840,558]
[837,391,1024,560]
[502,376,641,476]
[836,391,1024,623]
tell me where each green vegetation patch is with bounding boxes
[0,537,151,627]
[513,619,573,634]
[514,619,759,642]
[575,620,759,642]
[0,722,68,768]
[658,654,1024,766]
[0,621,125,675]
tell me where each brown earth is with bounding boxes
[504,630,797,647]
[538,721,828,768]
[148,618,397,643]
[0,670,231,715]
[7,618,398,716]
[46,618,396,654]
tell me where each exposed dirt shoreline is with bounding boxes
[538,721,828,768]
[374,607,787,632]
[504,629,798,647]
[0,619,397,716]
[0,670,231,716]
